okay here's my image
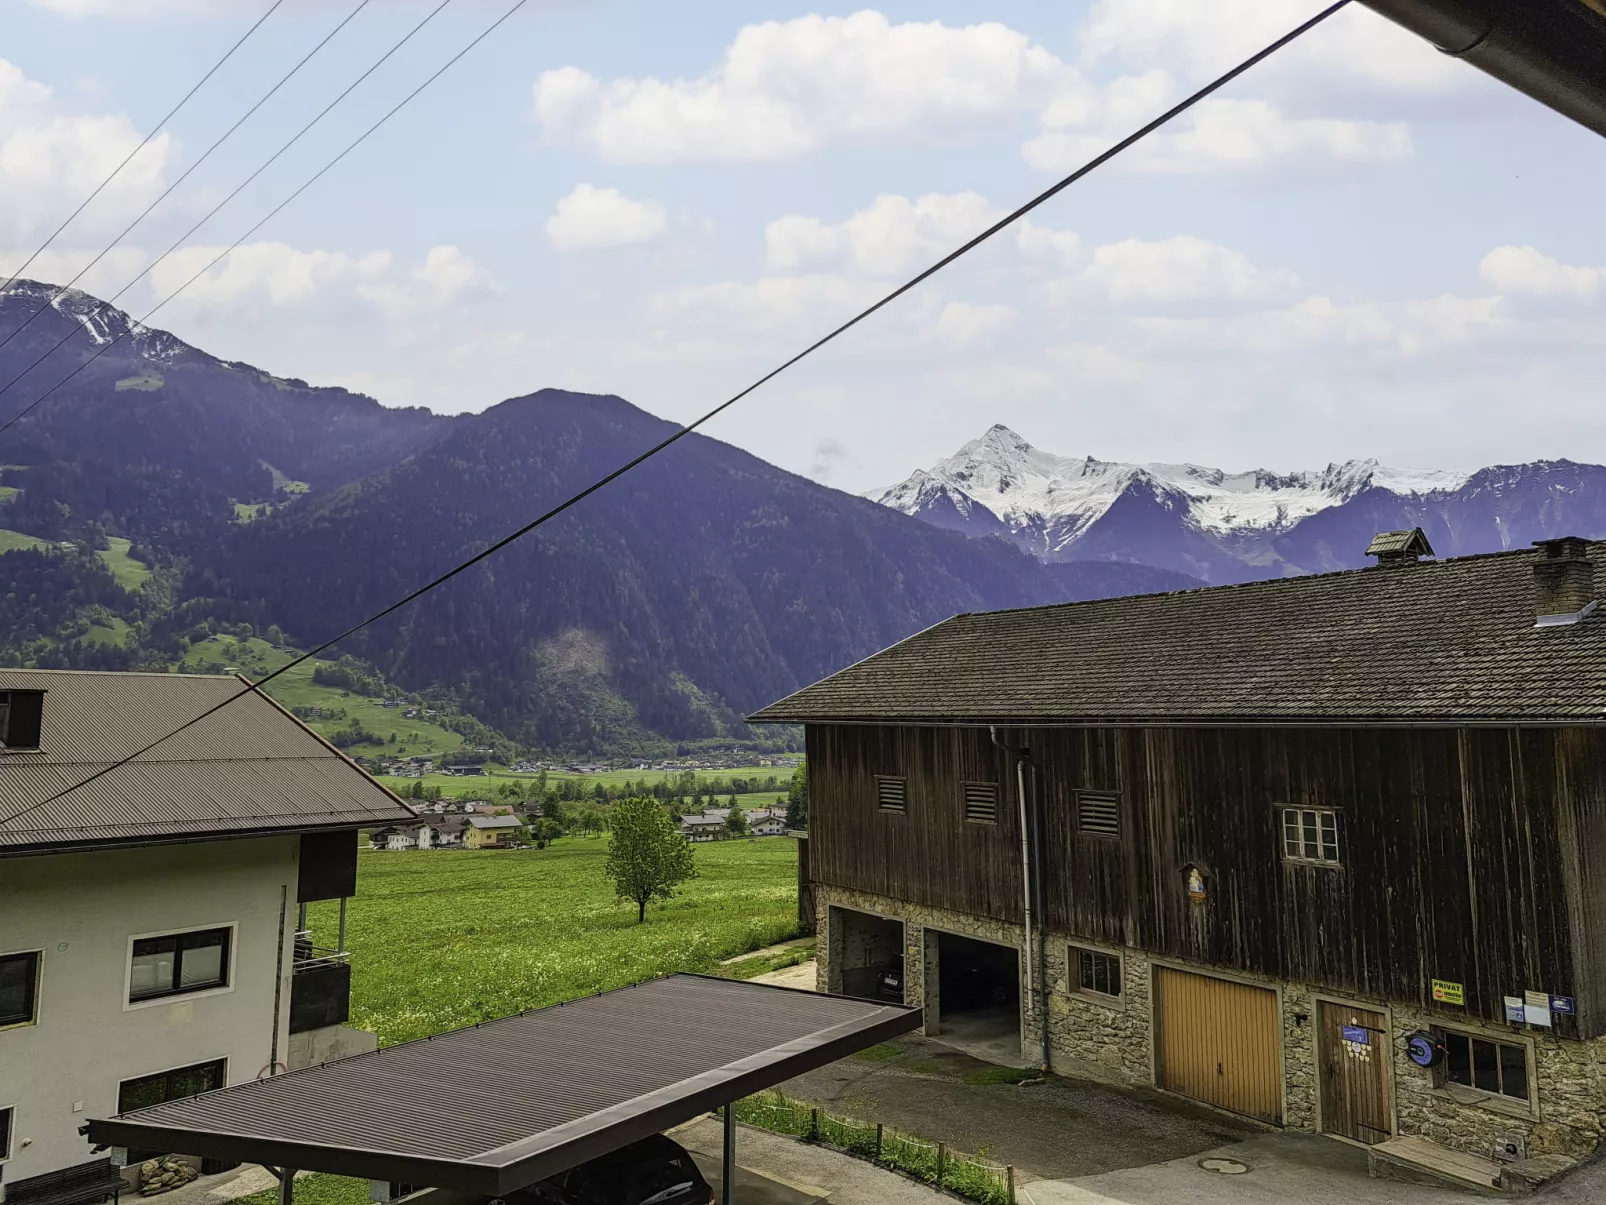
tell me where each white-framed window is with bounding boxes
[0,1104,14,1162]
[0,950,41,1028]
[1437,1028,1531,1104]
[127,925,233,1004]
[1072,946,1122,1000]
[1282,807,1340,866]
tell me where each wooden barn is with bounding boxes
[751,532,1606,1179]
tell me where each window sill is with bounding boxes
[1430,1084,1536,1121]
[0,1017,37,1033]
[124,983,234,1012]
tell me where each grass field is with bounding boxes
[96,537,151,590]
[0,528,47,554]
[180,636,466,756]
[307,838,800,1046]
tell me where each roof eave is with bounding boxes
[750,713,1606,729]
[0,817,411,860]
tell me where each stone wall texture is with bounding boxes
[813,884,1606,1159]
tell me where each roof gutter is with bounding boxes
[1359,0,1606,137]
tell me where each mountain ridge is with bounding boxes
[876,426,1601,581]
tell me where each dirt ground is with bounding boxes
[779,1032,1259,1182]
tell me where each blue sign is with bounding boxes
[1552,995,1575,1015]
[1341,1025,1370,1044]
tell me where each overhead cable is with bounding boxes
[0,0,1350,831]
[0,0,287,301]
[0,0,373,358]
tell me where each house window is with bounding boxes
[0,951,40,1027]
[1074,947,1122,999]
[0,1105,13,1161]
[0,691,43,750]
[129,927,231,1002]
[876,776,907,814]
[1282,807,1340,865]
[1076,791,1120,838]
[962,782,998,825]
[1438,1029,1530,1103]
[117,1060,227,1114]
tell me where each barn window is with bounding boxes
[962,782,998,825]
[876,776,907,814]
[1437,1029,1530,1104]
[1073,947,1122,999]
[1282,807,1340,865]
[1076,791,1120,838]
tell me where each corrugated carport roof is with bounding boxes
[86,975,919,1195]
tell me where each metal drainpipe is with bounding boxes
[990,727,1046,1073]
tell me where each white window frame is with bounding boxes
[1432,1024,1539,1118]
[0,948,43,1031]
[1069,944,1124,1006]
[123,922,238,1012]
[1282,806,1341,866]
[0,1102,15,1163]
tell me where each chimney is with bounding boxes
[1532,537,1596,626]
[1366,527,1434,568]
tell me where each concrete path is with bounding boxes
[780,1034,1255,1182]
[1018,1133,1606,1204]
[751,959,817,990]
[672,1116,947,1204]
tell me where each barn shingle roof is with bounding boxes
[748,542,1606,726]
[0,669,414,854]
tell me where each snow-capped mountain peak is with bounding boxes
[875,427,1471,556]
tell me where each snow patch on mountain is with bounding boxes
[876,425,1470,550]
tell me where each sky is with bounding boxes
[2,0,1604,493]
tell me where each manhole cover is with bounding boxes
[1198,1158,1249,1175]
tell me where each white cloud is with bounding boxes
[1479,246,1604,299]
[933,300,1014,346]
[148,241,492,319]
[533,11,1071,163]
[1075,235,1298,304]
[1137,292,1504,355]
[765,192,999,275]
[0,246,145,297]
[652,273,886,334]
[546,184,668,252]
[1026,95,1411,174]
[0,59,172,240]
[1077,0,1465,95]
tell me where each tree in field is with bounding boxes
[725,804,750,838]
[606,796,698,923]
[784,764,808,829]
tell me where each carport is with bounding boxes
[84,975,920,1205]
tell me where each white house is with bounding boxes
[0,670,414,1194]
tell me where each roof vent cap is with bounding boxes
[1366,528,1434,567]
[1532,537,1596,627]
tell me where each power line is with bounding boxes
[0,0,286,302]
[0,0,379,375]
[0,0,1351,832]
[0,0,461,436]
[0,0,372,359]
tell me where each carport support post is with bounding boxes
[722,1104,736,1205]
[278,1170,295,1205]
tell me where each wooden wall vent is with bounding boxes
[876,776,907,814]
[1077,791,1121,838]
[963,782,999,825]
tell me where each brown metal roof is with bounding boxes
[0,669,413,855]
[749,542,1606,726]
[86,974,920,1193]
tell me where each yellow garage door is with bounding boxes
[1156,967,1282,1124]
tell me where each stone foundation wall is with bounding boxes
[813,883,1606,1158]
[1389,1005,1606,1160]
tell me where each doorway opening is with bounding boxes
[827,907,905,1002]
[930,931,1021,1064]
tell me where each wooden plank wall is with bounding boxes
[806,723,1602,1035]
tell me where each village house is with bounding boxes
[464,814,521,849]
[369,817,467,850]
[751,533,1606,1181]
[680,812,727,842]
[0,669,415,1194]
[747,807,789,837]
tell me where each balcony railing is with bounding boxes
[289,930,353,1034]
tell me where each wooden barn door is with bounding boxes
[1318,1002,1391,1144]
[1156,967,1282,1124]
